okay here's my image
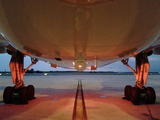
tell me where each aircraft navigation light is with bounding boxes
[79,64,82,68]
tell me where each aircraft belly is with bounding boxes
[0,0,160,68]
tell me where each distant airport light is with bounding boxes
[44,73,48,76]
[0,73,1,76]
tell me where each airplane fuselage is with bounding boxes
[0,0,160,70]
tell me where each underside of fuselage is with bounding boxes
[0,0,160,70]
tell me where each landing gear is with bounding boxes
[146,87,156,104]
[124,85,156,105]
[27,85,35,100]
[124,85,132,100]
[130,87,140,105]
[122,52,156,105]
[3,51,38,104]
[3,86,13,104]
[16,87,28,104]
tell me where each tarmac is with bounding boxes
[0,75,160,120]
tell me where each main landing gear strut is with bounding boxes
[121,52,156,105]
[3,51,38,104]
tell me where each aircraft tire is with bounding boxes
[124,85,132,100]
[146,87,156,104]
[19,87,28,104]
[3,86,13,104]
[131,87,140,105]
[27,85,35,100]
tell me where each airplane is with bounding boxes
[0,0,160,105]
